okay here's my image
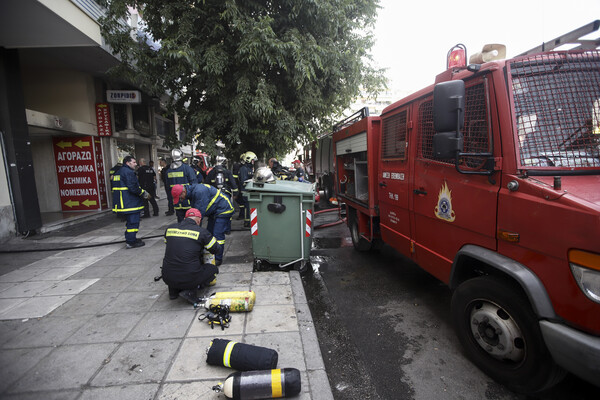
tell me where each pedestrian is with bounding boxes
[137,158,159,217]
[112,155,149,249]
[161,208,221,304]
[239,151,257,227]
[172,183,234,266]
[166,149,197,222]
[291,160,306,182]
[232,154,245,220]
[149,160,159,198]
[159,158,174,216]
[206,162,239,235]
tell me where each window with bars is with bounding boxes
[382,110,408,160]
[419,82,491,168]
[510,51,600,169]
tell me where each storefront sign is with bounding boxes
[95,103,112,136]
[53,136,101,211]
[106,90,142,104]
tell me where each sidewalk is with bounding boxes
[0,197,333,399]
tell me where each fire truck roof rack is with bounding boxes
[332,107,370,132]
[517,19,600,56]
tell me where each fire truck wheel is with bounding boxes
[451,276,565,393]
[350,215,371,252]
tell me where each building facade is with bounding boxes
[0,0,176,240]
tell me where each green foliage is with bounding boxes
[99,0,386,159]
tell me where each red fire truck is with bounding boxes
[333,22,600,393]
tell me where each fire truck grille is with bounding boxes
[510,51,600,169]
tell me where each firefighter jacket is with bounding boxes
[206,165,238,198]
[167,161,197,210]
[271,161,290,180]
[187,184,234,218]
[238,163,254,193]
[108,163,122,189]
[292,166,306,181]
[112,164,145,214]
[161,218,221,288]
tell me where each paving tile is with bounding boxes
[0,268,50,283]
[2,315,92,349]
[82,277,138,294]
[0,295,75,320]
[126,310,195,341]
[252,283,294,305]
[149,292,199,312]
[106,264,153,278]
[8,343,116,393]
[29,267,86,281]
[251,271,291,286]
[187,310,245,337]
[99,291,161,314]
[214,272,252,288]
[0,281,56,299]
[0,282,17,293]
[219,263,253,273]
[65,313,145,344]
[92,339,180,386]
[167,336,241,381]
[67,265,121,280]
[0,346,53,392]
[245,304,299,334]
[79,383,159,400]
[0,318,29,346]
[244,331,307,371]
[38,279,99,296]
[159,381,222,399]
[1,390,80,400]
[0,298,27,317]
[49,292,119,316]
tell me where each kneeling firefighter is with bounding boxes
[161,208,221,304]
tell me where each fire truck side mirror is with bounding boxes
[433,131,464,159]
[433,80,465,132]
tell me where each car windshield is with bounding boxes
[510,51,600,171]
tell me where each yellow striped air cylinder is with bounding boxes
[204,290,255,312]
[221,368,301,399]
[203,249,216,265]
[206,338,278,370]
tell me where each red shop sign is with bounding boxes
[53,136,101,211]
[95,103,112,137]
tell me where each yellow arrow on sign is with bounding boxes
[64,199,80,208]
[82,199,97,207]
[74,140,90,149]
[56,141,72,149]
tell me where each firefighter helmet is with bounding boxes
[253,167,275,183]
[243,151,258,164]
[239,152,247,162]
[171,149,183,162]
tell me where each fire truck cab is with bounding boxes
[333,28,600,393]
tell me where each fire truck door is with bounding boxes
[378,108,413,256]
[411,82,499,284]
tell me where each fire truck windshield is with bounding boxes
[510,51,600,171]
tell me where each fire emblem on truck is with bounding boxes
[434,182,456,222]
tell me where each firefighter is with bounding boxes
[232,153,245,220]
[239,151,257,227]
[191,156,205,183]
[112,155,149,249]
[291,159,306,182]
[161,208,220,304]
[159,158,174,215]
[137,157,159,217]
[172,183,234,266]
[268,157,291,180]
[166,149,197,222]
[206,162,238,234]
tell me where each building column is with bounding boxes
[0,48,42,235]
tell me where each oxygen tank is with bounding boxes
[203,291,256,312]
[214,368,301,400]
[206,338,278,370]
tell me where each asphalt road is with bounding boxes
[302,210,600,400]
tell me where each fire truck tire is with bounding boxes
[451,276,565,393]
[350,214,371,252]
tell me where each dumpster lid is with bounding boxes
[245,179,315,194]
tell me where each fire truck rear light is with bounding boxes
[497,229,520,242]
[569,250,600,304]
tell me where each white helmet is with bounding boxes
[253,166,275,183]
[244,151,258,163]
[171,149,183,162]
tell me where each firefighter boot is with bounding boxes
[168,286,180,300]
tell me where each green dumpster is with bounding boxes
[246,179,315,270]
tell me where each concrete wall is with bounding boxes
[0,135,15,240]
